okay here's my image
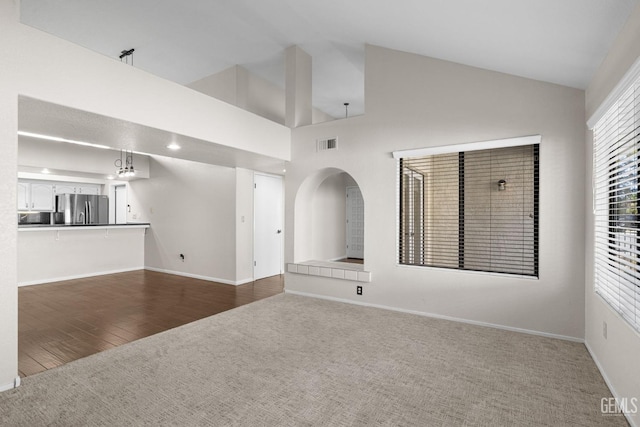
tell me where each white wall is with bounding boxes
[286,45,586,340]
[311,172,357,261]
[18,228,145,285]
[235,168,255,284]
[4,5,290,161]
[0,0,21,391]
[19,138,150,178]
[585,4,640,426]
[127,156,237,284]
[188,66,238,107]
[189,65,335,126]
[0,0,288,388]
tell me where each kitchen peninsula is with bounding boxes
[18,223,149,286]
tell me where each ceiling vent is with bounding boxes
[317,137,338,152]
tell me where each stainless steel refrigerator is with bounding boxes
[56,194,109,225]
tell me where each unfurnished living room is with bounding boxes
[1,0,640,426]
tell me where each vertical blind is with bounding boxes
[398,144,539,276]
[593,77,640,332]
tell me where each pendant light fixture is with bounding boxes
[119,48,135,66]
[115,149,136,177]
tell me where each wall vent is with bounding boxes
[317,137,338,152]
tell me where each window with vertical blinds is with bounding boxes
[398,143,539,277]
[593,76,640,333]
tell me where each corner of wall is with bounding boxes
[584,3,640,425]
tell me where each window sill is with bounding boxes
[287,260,371,282]
[395,263,538,280]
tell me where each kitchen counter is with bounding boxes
[19,224,148,286]
[18,223,150,231]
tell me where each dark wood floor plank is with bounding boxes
[18,270,283,377]
[17,352,47,377]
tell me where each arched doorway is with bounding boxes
[294,168,364,264]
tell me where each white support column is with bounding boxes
[285,45,312,128]
[0,0,20,390]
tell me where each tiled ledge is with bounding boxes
[287,260,371,283]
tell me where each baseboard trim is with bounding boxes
[144,267,246,286]
[284,290,585,343]
[0,377,20,393]
[18,267,253,287]
[585,342,638,427]
[18,267,145,287]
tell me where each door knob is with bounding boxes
[277,229,282,234]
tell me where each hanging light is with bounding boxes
[126,150,136,177]
[115,149,125,176]
[119,48,135,66]
[115,149,136,177]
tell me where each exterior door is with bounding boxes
[254,173,283,280]
[346,186,364,259]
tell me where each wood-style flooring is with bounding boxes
[18,270,284,378]
[337,258,364,264]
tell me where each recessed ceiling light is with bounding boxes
[282,169,287,173]
[18,131,111,149]
[167,143,181,150]
[41,168,51,174]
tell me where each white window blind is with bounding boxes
[593,76,640,332]
[398,143,539,276]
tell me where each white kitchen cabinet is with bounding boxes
[54,184,76,195]
[30,183,54,210]
[53,184,99,195]
[77,184,100,195]
[17,182,30,210]
[19,180,101,211]
[17,182,54,211]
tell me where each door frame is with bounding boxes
[253,172,284,280]
[113,184,128,225]
[345,185,364,259]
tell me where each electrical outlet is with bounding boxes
[356,286,362,295]
[603,321,607,339]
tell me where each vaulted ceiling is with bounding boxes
[20,0,639,119]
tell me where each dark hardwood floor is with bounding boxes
[18,270,284,377]
[337,258,364,264]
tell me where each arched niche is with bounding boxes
[294,168,364,264]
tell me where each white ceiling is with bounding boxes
[20,0,639,119]
[18,97,288,177]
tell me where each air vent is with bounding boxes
[317,137,338,152]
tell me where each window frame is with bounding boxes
[394,136,541,278]
[592,77,640,333]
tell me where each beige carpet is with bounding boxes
[0,294,627,426]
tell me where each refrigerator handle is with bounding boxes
[78,201,86,224]
[88,201,93,224]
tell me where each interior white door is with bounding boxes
[346,186,364,259]
[254,174,283,280]
[115,185,127,224]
